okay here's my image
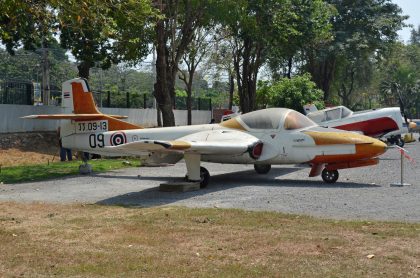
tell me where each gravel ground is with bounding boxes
[1,136,419,222]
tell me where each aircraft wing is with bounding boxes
[104,130,260,156]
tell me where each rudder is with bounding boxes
[62,78,100,114]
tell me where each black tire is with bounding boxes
[397,138,405,147]
[254,164,271,174]
[321,169,339,183]
[199,167,210,188]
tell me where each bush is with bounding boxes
[257,73,324,113]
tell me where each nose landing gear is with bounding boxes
[321,169,339,183]
[254,164,271,174]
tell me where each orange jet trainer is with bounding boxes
[24,78,387,186]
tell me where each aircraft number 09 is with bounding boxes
[89,133,105,148]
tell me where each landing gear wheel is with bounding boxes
[199,167,210,188]
[397,138,405,147]
[254,164,271,174]
[321,169,339,183]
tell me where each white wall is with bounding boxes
[0,104,212,133]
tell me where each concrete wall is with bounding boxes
[0,104,212,133]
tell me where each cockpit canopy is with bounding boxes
[307,106,353,123]
[238,108,316,130]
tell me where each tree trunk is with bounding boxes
[286,57,292,79]
[236,39,260,113]
[305,51,336,102]
[228,73,234,110]
[233,50,243,112]
[187,82,192,125]
[156,106,162,127]
[77,61,91,79]
[154,18,175,127]
[239,39,252,113]
[321,57,336,102]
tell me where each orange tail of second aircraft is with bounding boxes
[23,78,142,131]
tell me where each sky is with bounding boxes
[393,0,420,42]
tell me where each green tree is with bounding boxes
[179,28,213,125]
[410,25,420,45]
[0,45,77,86]
[379,43,420,117]
[305,0,407,102]
[205,27,237,110]
[153,0,213,126]
[0,0,156,79]
[57,0,156,78]
[257,73,324,113]
[0,0,55,53]
[215,0,331,113]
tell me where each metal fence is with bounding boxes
[175,96,212,110]
[0,80,212,111]
[93,91,155,109]
[93,91,212,111]
[0,81,33,105]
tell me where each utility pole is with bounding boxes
[99,68,103,107]
[41,44,50,105]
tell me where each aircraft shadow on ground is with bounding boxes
[96,167,380,207]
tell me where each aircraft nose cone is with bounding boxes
[304,130,387,160]
[355,137,387,158]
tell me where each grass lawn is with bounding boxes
[0,203,419,277]
[0,158,140,184]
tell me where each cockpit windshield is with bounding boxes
[237,108,315,130]
[283,110,316,130]
[239,108,285,129]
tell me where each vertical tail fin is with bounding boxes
[63,78,142,130]
[62,78,101,114]
[23,78,143,131]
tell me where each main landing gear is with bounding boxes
[199,167,210,188]
[185,166,209,188]
[387,135,405,147]
[254,164,271,174]
[321,168,339,183]
[184,153,210,188]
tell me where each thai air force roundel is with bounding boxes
[110,132,127,146]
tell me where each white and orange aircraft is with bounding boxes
[24,78,388,186]
[303,104,416,146]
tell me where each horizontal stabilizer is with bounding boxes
[23,113,141,130]
[22,114,128,120]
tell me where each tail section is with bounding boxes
[23,78,143,131]
[62,78,100,114]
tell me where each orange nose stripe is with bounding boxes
[305,131,387,164]
[304,131,371,145]
[355,140,387,158]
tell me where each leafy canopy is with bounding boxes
[257,73,324,113]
